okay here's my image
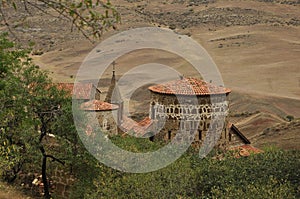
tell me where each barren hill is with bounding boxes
[1,0,299,149]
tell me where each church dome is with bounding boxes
[148,77,231,96]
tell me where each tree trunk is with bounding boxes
[42,153,50,199]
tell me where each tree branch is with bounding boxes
[0,6,19,42]
[46,154,65,165]
[39,146,65,165]
[1,0,120,42]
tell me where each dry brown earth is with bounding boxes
[1,0,299,149]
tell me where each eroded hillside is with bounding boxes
[1,0,299,149]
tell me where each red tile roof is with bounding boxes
[120,117,153,136]
[55,83,98,100]
[230,145,264,157]
[134,117,153,135]
[120,117,137,133]
[138,117,153,127]
[80,100,119,111]
[148,77,231,96]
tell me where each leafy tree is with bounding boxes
[0,32,85,198]
[0,32,37,182]
[0,1,121,198]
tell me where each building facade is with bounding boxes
[148,77,232,148]
[56,73,255,156]
[80,100,119,135]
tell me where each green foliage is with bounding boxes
[81,143,299,199]
[211,179,294,199]
[0,32,42,181]
[194,149,299,198]
[0,32,82,195]
[110,135,164,153]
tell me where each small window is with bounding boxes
[150,136,154,142]
[151,104,155,119]
[206,123,210,129]
[198,130,202,140]
[103,119,108,130]
[168,131,172,140]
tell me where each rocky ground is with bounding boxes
[1,0,299,149]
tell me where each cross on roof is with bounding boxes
[112,61,116,76]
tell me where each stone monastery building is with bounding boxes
[67,70,255,151]
[148,77,231,147]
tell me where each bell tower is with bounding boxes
[105,62,124,125]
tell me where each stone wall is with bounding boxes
[96,110,119,136]
[50,168,76,199]
[84,109,119,136]
[18,167,75,198]
[149,92,230,148]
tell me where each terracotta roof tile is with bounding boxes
[230,145,264,157]
[55,83,97,100]
[120,117,153,136]
[80,100,119,111]
[138,117,153,128]
[120,117,136,132]
[148,77,231,96]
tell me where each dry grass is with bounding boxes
[0,182,32,199]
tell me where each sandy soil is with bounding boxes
[25,0,300,99]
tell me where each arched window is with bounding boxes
[175,107,179,114]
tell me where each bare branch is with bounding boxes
[0,5,20,42]
[0,0,120,42]
[25,1,59,19]
[46,154,65,165]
